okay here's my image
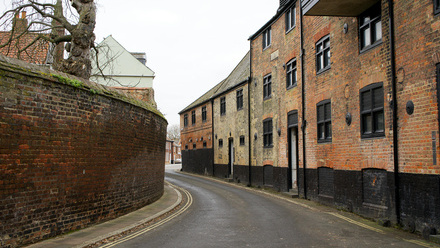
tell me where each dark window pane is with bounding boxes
[324,103,331,120]
[363,113,373,134]
[326,122,332,138]
[318,123,325,139]
[373,86,383,109]
[362,90,372,111]
[374,111,384,132]
[318,105,324,122]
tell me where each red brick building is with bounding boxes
[0,12,50,64]
[248,0,440,234]
[179,85,218,174]
[183,0,440,234]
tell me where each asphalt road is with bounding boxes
[105,168,436,248]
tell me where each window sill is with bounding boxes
[263,45,271,51]
[285,26,296,35]
[286,84,297,91]
[360,40,383,54]
[263,96,272,101]
[237,107,243,111]
[316,66,331,75]
[361,132,385,140]
[318,139,332,144]
[264,145,274,149]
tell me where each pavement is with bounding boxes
[25,164,183,248]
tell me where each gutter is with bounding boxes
[388,0,400,225]
[299,4,308,199]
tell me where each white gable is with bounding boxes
[91,35,155,88]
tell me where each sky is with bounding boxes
[1,0,279,127]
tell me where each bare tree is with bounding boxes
[167,124,181,142]
[0,0,96,79]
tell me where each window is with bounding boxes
[184,114,188,127]
[263,118,273,148]
[237,89,243,110]
[285,6,296,32]
[220,97,226,116]
[219,139,223,148]
[286,59,297,88]
[185,144,188,150]
[191,110,196,125]
[193,143,196,149]
[240,136,245,146]
[262,27,271,49]
[316,35,331,73]
[359,3,382,52]
[436,0,440,14]
[263,74,272,100]
[202,106,207,122]
[203,141,207,148]
[317,100,332,143]
[360,83,384,138]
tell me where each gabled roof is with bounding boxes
[92,35,155,78]
[179,51,250,114]
[178,79,225,114]
[212,51,250,98]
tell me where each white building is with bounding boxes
[91,35,155,88]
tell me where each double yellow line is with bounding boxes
[99,184,193,248]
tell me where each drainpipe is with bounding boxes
[299,4,307,199]
[248,45,253,187]
[388,0,400,225]
[211,99,215,177]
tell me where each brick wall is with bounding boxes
[250,0,303,190]
[180,102,214,175]
[0,56,167,247]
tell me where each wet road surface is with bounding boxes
[105,169,436,248]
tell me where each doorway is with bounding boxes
[288,127,299,190]
[287,110,299,191]
[228,138,234,178]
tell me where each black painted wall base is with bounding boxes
[182,149,214,175]
[298,168,440,234]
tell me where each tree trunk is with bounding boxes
[58,0,96,80]
[51,0,65,68]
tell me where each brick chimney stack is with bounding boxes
[280,0,289,8]
[13,11,28,33]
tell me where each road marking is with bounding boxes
[327,212,385,234]
[404,239,438,248]
[99,183,193,248]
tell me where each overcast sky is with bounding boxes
[94,0,280,127]
[1,0,279,127]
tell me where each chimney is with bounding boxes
[131,52,147,65]
[13,11,28,33]
[280,0,289,8]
